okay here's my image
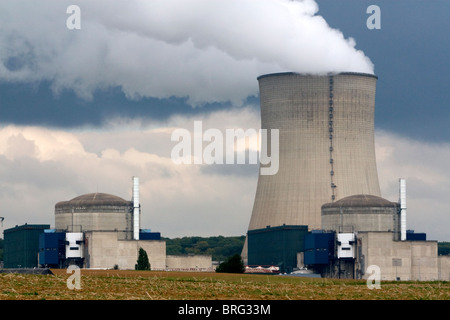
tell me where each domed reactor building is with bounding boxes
[35,177,213,271]
[38,177,165,269]
[55,193,134,239]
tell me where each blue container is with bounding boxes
[304,231,334,265]
[305,249,329,265]
[406,232,426,241]
[139,232,161,240]
[39,232,66,266]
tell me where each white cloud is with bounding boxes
[375,131,450,241]
[0,0,373,106]
[0,107,261,237]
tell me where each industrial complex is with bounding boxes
[2,177,212,272]
[244,72,449,280]
[1,72,449,281]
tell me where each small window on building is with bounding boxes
[392,258,402,267]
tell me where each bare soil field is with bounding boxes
[0,269,447,300]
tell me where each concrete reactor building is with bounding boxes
[55,193,135,239]
[34,177,212,271]
[243,72,449,280]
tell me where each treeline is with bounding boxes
[163,235,245,262]
[163,236,450,260]
[438,242,450,256]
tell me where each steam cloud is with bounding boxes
[0,0,374,106]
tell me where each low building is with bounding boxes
[166,255,213,272]
[300,194,450,281]
[438,255,450,281]
[84,231,166,270]
[357,231,438,281]
[4,224,50,268]
[247,225,308,273]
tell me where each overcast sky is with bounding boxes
[0,0,449,241]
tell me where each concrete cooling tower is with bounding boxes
[243,72,381,259]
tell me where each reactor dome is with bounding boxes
[55,192,133,239]
[55,193,131,212]
[321,194,397,209]
[321,194,400,237]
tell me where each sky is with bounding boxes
[0,0,449,241]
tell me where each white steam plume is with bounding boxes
[0,0,374,106]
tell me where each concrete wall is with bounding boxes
[166,255,213,271]
[322,206,398,235]
[358,232,439,281]
[438,255,450,281]
[139,240,166,271]
[84,231,166,270]
[56,211,132,239]
[83,232,213,271]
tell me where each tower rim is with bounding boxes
[257,71,378,80]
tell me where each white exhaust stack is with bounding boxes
[399,178,407,241]
[0,217,4,240]
[133,176,140,240]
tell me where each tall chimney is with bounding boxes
[0,217,4,240]
[399,178,407,241]
[133,176,140,240]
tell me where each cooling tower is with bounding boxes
[243,72,381,260]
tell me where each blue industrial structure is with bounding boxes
[139,230,161,240]
[38,230,66,268]
[406,230,427,241]
[304,231,335,265]
[247,225,308,273]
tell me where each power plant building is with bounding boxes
[55,193,135,239]
[1,70,448,280]
[42,178,212,271]
[321,194,400,236]
[3,224,50,268]
[246,72,380,239]
[243,72,449,280]
[2,177,213,272]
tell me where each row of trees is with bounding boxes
[439,242,450,255]
[164,235,245,261]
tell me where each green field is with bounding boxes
[0,270,448,300]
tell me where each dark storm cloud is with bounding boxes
[0,81,238,128]
[0,1,448,142]
[316,0,450,142]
